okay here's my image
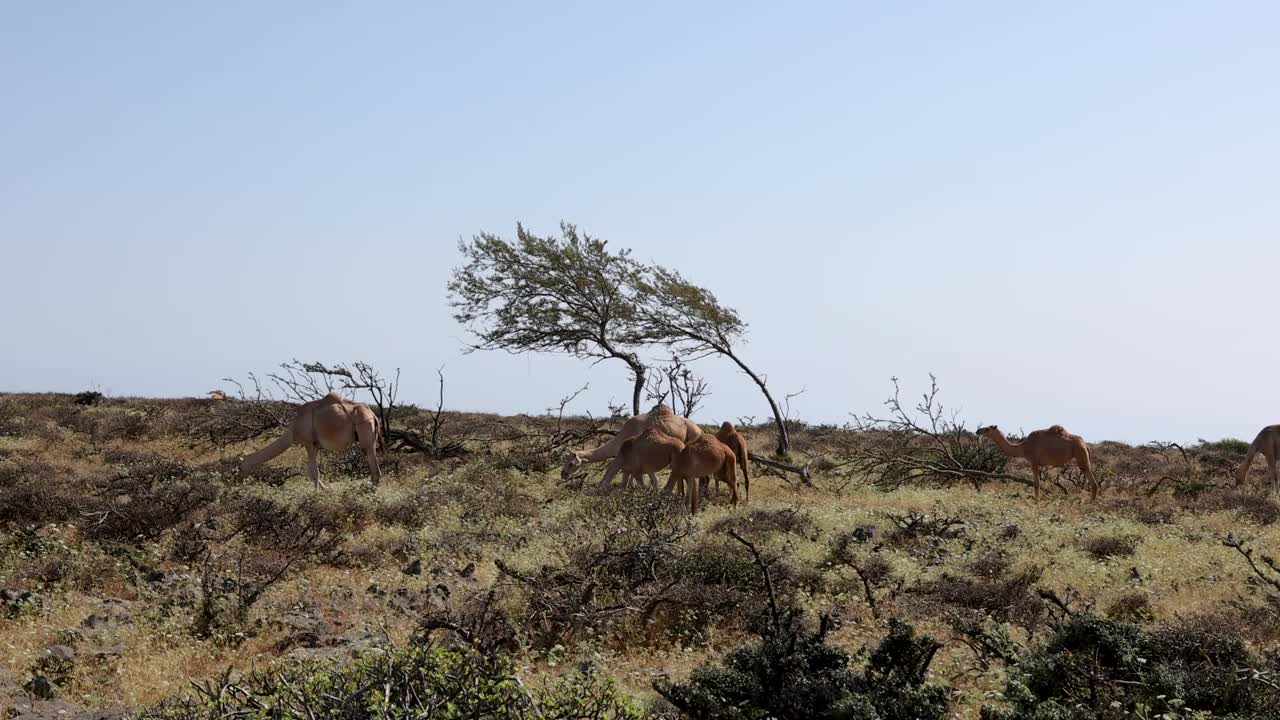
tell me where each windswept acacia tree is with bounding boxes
[636,265,792,455]
[448,223,651,415]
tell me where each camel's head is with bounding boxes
[560,451,585,481]
[720,421,735,433]
[975,425,998,439]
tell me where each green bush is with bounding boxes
[138,645,642,720]
[1196,437,1250,455]
[981,613,1280,720]
[655,618,948,720]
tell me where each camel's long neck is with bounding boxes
[581,442,620,463]
[239,432,294,475]
[988,431,1024,460]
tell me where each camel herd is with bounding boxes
[235,395,1280,510]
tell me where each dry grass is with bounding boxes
[1,393,1279,718]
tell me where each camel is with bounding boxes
[1237,425,1280,495]
[559,404,703,489]
[976,424,1099,501]
[714,421,750,501]
[207,390,227,401]
[663,435,738,514]
[238,392,381,489]
[600,429,687,490]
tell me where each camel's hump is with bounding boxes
[1047,424,1067,434]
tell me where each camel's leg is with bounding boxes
[1032,465,1041,502]
[1076,454,1098,500]
[353,419,382,485]
[648,473,660,490]
[306,446,323,490]
[1238,439,1261,487]
[689,474,701,514]
[1268,450,1278,496]
[599,457,625,492]
[662,471,682,496]
[724,455,739,505]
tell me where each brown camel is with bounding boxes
[1237,425,1280,495]
[715,421,751,501]
[560,404,703,489]
[976,424,1098,501]
[239,393,381,489]
[663,435,738,514]
[601,429,686,490]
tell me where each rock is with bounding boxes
[850,526,875,544]
[1,588,35,610]
[24,675,59,700]
[11,697,86,719]
[45,646,75,663]
[86,644,125,660]
[402,559,422,576]
[79,600,132,630]
[273,612,332,652]
[460,562,476,579]
[74,711,129,720]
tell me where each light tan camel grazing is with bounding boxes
[600,429,687,490]
[1237,425,1280,495]
[715,421,751,501]
[560,404,703,489]
[976,424,1099,501]
[663,435,738,514]
[207,390,227,401]
[239,393,381,489]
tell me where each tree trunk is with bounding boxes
[630,363,646,417]
[724,348,791,456]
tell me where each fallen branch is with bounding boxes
[748,452,812,485]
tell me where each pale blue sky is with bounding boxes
[3,2,1278,443]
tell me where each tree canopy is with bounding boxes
[448,223,651,414]
[449,222,794,454]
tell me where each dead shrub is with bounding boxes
[913,562,1045,630]
[89,407,155,442]
[1201,490,1280,525]
[375,489,442,528]
[886,512,965,546]
[0,460,81,526]
[823,528,902,618]
[1081,534,1140,561]
[708,507,816,539]
[84,454,221,543]
[493,491,758,650]
[181,398,292,447]
[193,491,371,641]
[1107,591,1155,623]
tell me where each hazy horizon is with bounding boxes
[4,3,1279,445]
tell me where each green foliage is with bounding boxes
[138,645,642,720]
[634,265,747,353]
[982,613,1280,720]
[1196,437,1250,455]
[449,223,648,364]
[655,619,948,720]
[73,390,105,406]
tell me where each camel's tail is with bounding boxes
[375,414,387,455]
[1238,435,1264,486]
[735,442,750,501]
[239,432,293,477]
